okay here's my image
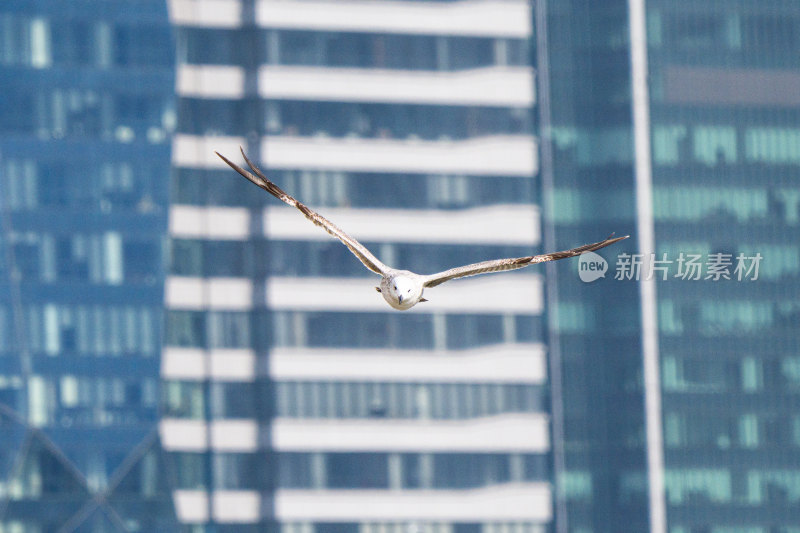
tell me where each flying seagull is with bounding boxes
[216,149,628,311]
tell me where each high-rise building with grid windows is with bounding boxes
[4,2,796,532]
[639,2,800,532]
[161,0,552,531]
[540,1,800,532]
[0,0,178,530]
[536,2,648,532]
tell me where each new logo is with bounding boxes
[578,251,608,283]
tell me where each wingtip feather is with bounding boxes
[215,148,284,197]
[588,234,629,252]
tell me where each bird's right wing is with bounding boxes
[422,234,628,288]
[216,148,391,276]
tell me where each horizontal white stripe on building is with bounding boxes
[267,274,543,314]
[214,491,261,523]
[161,419,260,452]
[211,419,260,451]
[173,490,261,523]
[172,0,532,38]
[261,135,537,176]
[272,414,549,452]
[173,134,246,168]
[169,203,539,246]
[173,490,210,522]
[177,64,246,99]
[173,484,550,524]
[161,344,545,384]
[257,0,531,38]
[161,348,205,380]
[161,414,548,453]
[169,205,251,240]
[165,277,253,310]
[165,274,543,314]
[168,0,242,28]
[276,483,551,522]
[160,419,207,451]
[265,204,540,246]
[162,348,257,381]
[177,65,535,107]
[259,66,534,107]
[269,344,546,383]
[172,0,532,37]
[174,134,538,176]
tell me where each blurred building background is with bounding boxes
[0,0,178,530]
[538,2,647,532]
[541,1,800,533]
[1,0,799,532]
[162,0,552,531]
[635,1,800,532]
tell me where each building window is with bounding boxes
[166,310,207,348]
[274,381,544,420]
[664,469,732,504]
[745,127,800,165]
[327,453,389,489]
[693,125,736,166]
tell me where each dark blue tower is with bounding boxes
[0,1,178,529]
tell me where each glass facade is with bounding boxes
[539,1,648,532]
[0,1,177,530]
[646,2,800,532]
[164,0,549,530]
[542,1,800,532]
[3,1,794,531]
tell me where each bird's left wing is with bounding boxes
[216,148,391,276]
[422,234,628,288]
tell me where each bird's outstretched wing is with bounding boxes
[216,148,390,276]
[422,234,628,288]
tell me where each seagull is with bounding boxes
[216,149,628,311]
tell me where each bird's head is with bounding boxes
[380,274,424,310]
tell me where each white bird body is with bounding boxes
[379,271,426,310]
[216,149,628,311]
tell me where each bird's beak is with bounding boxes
[398,295,403,303]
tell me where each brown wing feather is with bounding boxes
[422,234,628,288]
[216,148,390,275]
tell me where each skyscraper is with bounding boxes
[640,2,800,532]
[537,2,648,532]
[541,1,800,532]
[162,0,551,530]
[0,1,178,530]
